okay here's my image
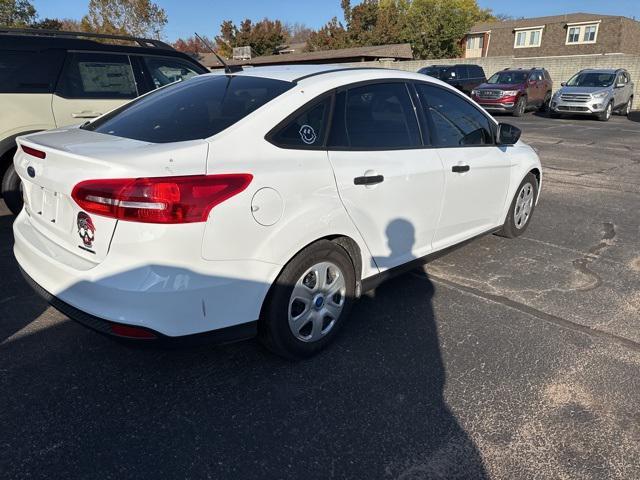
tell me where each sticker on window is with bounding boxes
[299,125,317,145]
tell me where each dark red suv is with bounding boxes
[471,68,553,116]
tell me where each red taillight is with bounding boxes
[110,323,157,339]
[71,174,253,224]
[21,145,46,159]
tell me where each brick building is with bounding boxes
[463,13,640,59]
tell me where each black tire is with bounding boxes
[496,173,538,239]
[549,111,561,119]
[598,101,613,122]
[623,97,633,117]
[1,161,23,215]
[539,92,551,112]
[512,96,527,117]
[259,239,356,360]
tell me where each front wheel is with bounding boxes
[598,101,613,122]
[512,96,527,117]
[539,92,551,112]
[1,162,23,215]
[259,240,356,359]
[496,173,538,239]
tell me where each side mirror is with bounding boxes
[560,82,566,87]
[497,123,521,146]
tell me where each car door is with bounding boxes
[327,82,445,271]
[414,83,511,250]
[52,52,139,126]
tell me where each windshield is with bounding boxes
[83,75,294,143]
[486,71,528,85]
[566,72,616,88]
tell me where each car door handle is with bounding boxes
[72,111,102,118]
[354,175,384,186]
[452,165,470,173]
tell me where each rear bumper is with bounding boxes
[19,266,257,346]
[13,209,279,338]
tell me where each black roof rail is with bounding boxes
[0,27,174,50]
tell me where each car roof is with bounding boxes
[579,68,623,74]
[217,64,442,86]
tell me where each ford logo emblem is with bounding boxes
[27,166,36,178]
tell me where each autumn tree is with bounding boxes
[306,17,350,51]
[0,0,36,26]
[81,0,167,38]
[215,18,288,57]
[173,35,215,54]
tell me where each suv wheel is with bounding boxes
[624,97,633,116]
[259,240,356,359]
[598,101,613,122]
[539,92,551,112]
[1,160,23,216]
[512,96,527,117]
[496,173,538,238]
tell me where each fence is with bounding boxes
[347,54,640,99]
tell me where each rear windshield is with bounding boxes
[83,74,294,143]
[487,71,528,85]
[566,72,616,88]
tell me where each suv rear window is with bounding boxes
[84,75,294,143]
[0,50,65,93]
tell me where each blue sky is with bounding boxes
[32,0,640,42]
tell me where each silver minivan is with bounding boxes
[550,69,634,121]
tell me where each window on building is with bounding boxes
[514,28,543,48]
[566,23,600,44]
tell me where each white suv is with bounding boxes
[13,65,541,358]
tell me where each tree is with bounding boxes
[215,18,288,57]
[306,17,350,51]
[404,0,494,59]
[286,22,313,44]
[31,17,63,30]
[173,35,215,54]
[0,0,36,26]
[81,0,167,38]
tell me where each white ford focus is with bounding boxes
[13,65,541,358]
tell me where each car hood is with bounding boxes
[475,83,525,91]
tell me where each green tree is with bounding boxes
[81,0,167,38]
[215,18,288,57]
[0,0,36,26]
[32,17,63,30]
[305,17,351,52]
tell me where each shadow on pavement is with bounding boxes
[628,111,640,122]
[1,212,488,479]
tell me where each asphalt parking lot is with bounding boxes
[1,112,639,479]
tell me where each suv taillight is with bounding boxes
[71,174,253,224]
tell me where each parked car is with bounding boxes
[550,69,634,121]
[471,67,553,116]
[0,28,209,215]
[13,65,541,359]
[418,64,486,96]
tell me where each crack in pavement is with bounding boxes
[420,273,640,354]
[571,222,616,292]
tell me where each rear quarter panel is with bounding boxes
[0,94,55,154]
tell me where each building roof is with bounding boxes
[469,12,622,33]
[199,43,413,69]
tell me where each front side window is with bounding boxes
[57,53,137,99]
[416,84,493,148]
[143,56,201,89]
[328,82,421,150]
[270,97,331,148]
[84,75,294,143]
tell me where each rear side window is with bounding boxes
[143,56,202,89]
[469,65,485,79]
[57,52,137,99]
[455,65,469,80]
[416,84,494,147]
[84,75,294,143]
[329,82,421,150]
[0,50,65,93]
[270,97,331,148]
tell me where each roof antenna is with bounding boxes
[194,32,243,74]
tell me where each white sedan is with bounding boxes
[13,65,541,358]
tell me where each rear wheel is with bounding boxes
[598,101,613,122]
[497,173,538,239]
[512,96,527,117]
[259,240,356,359]
[1,160,23,215]
[623,97,633,116]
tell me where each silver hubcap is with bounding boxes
[606,104,612,119]
[627,100,632,115]
[514,182,534,229]
[288,262,346,342]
